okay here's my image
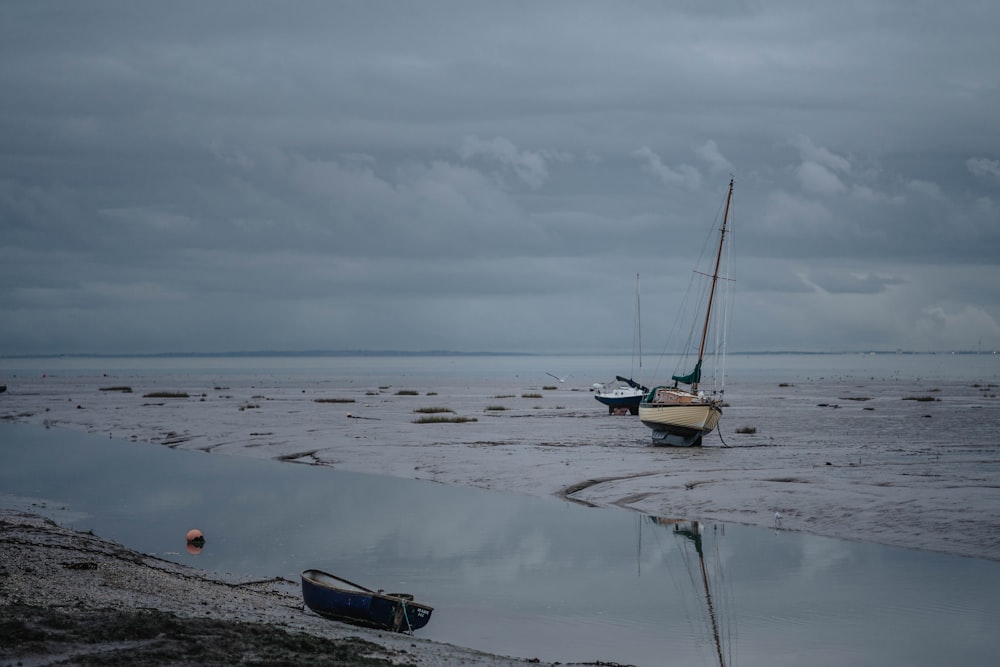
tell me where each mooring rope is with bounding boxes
[400,599,414,634]
[717,421,730,448]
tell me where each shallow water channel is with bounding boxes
[3,421,999,666]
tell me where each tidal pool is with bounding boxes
[2,422,998,666]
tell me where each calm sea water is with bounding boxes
[2,353,1000,666]
[4,350,997,381]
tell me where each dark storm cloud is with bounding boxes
[1,1,998,355]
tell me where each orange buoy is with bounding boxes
[186,529,205,554]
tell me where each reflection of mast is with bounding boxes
[636,514,642,576]
[698,538,725,667]
[674,521,725,667]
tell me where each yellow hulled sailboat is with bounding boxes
[639,179,735,446]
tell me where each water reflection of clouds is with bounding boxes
[4,422,1000,667]
[795,528,858,577]
[131,487,207,514]
[161,455,569,586]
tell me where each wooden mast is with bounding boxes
[692,178,733,393]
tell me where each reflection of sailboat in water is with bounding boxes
[641,517,734,667]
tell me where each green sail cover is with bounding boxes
[671,359,702,386]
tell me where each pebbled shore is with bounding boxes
[0,510,590,667]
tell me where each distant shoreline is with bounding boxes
[3,349,996,360]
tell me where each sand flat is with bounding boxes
[2,364,998,562]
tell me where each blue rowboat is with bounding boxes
[300,569,433,633]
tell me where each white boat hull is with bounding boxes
[638,388,722,446]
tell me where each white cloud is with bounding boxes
[807,270,904,295]
[631,147,701,190]
[796,161,847,196]
[792,136,851,174]
[906,179,945,200]
[458,136,550,190]
[759,190,835,241]
[914,304,1000,350]
[695,140,733,174]
[967,157,1000,180]
[850,184,900,204]
[210,139,255,170]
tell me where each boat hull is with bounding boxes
[301,569,433,632]
[594,389,643,414]
[638,389,722,446]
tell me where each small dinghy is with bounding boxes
[300,569,433,633]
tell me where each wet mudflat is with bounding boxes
[2,353,998,560]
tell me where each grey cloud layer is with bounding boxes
[1,1,998,355]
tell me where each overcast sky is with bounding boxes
[2,1,999,356]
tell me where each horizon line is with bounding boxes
[3,348,996,360]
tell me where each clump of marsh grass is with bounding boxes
[735,425,757,434]
[493,394,515,399]
[314,398,356,404]
[522,393,542,399]
[413,407,454,414]
[100,386,133,393]
[484,405,509,411]
[902,395,939,402]
[413,415,478,424]
[542,385,558,391]
[143,391,189,398]
[395,390,419,396]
